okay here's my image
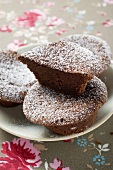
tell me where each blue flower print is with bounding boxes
[73,0,80,3]
[76,138,88,147]
[93,155,105,166]
[75,14,83,19]
[66,7,73,13]
[85,25,94,31]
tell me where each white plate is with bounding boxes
[0,44,113,141]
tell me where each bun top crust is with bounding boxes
[20,41,101,76]
[0,50,36,103]
[23,77,108,126]
[62,34,112,76]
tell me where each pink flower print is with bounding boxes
[44,1,55,7]
[15,9,45,27]
[102,19,113,27]
[60,168,70,170]
[46,16,65,27]
[1,138,42,168]
[98,11,107,16]
[104,0,113,4]
[50,158,70,170]
[50,158,62,169]
[0,157,30,170]
[7,40,27,50]
[56,28,66,36]
[0,11,6,18]
[96,31,102,36]
[0,25,12,32]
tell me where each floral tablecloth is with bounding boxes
[0,0,113,169]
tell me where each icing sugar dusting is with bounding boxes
[23,77,107,126]
[21,41,101,75]
[0,50,36,103]
[62,34,112,76]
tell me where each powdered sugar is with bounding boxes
[21,41,101,75]
[23,77,107,126]
[62,34,112,76]
[0,50,36,103]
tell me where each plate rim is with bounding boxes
[0,44,113,141]
[0,109,113,141]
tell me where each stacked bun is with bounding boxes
[0,50,36,107]
[18,34,111,135]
